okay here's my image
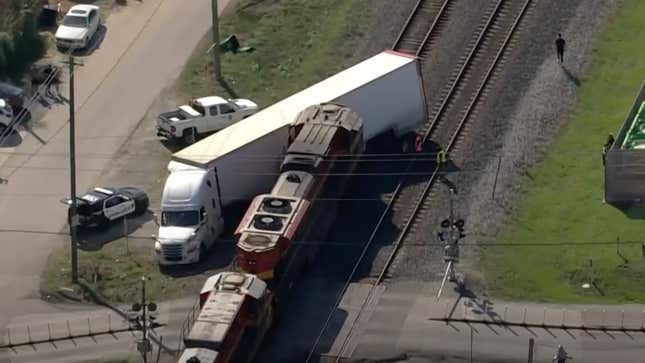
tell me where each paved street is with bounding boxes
[325,282,645,362]
[258,279,645,362]
[0,298,192,363]
[10,281,645,363]
[0,0,229,345]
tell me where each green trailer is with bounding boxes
[605,81,645,204]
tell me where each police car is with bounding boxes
[63,187,149,229]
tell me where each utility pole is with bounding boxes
[211,0,222,80]
[64,55,82,283]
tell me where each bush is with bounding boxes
[0,3,44,80]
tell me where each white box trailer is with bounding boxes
[155,50,427,265]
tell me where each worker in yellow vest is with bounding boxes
[437,147,447,167]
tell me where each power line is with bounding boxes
[0,149,446,160]
[0,193,394,201]
[0,227,641,248]
[0,164,489,176]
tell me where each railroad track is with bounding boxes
[392,0,453,56]
[319,0,534,360]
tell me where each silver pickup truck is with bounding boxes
[156,96,258,144]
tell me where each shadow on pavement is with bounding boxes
[78,210,155,251]
[0,128,23,147]
[158,241,237,278]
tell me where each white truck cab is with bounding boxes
[156,96,258,144]
[155,168,225,265]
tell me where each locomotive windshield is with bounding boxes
[281,154,320,173]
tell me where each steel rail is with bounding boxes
[392,0,452,57]
[392,0,426,49]
[423,0,505,139]
[415,0,451,57]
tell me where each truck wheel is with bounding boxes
[96,216,109,230]
[134,197,149,215]
[183,128,196,144]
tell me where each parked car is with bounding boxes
[55,4,101,50]
[0,82,25,112]
[62,187,149,229]
[156,96,259,144]
[0,99,14,134]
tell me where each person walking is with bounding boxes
[552,344,571,363]
[602,133,615,165]
[556,34,566,63]
[436,147,447,167]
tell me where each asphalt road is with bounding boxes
[266,280,645,363]
[0,0,226,339]
[0,298,191,363]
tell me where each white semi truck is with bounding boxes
[155,50,428,265]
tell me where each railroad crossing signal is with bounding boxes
[129,276,160,363]
[438,218,465,246]
[440,217,465,285]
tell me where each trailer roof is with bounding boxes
[172,50,416,167]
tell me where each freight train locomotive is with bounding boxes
[177,103,365,363]
[178,272,273,363]
[235,102,365,288]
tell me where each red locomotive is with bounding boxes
[177,103,365,363]
[178,272,273,363]
[235,103,365,283]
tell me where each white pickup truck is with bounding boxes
[156,96,258,144]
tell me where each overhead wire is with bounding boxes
[0,164,489,175]
[0,149,445,160]
[0,226,640,248]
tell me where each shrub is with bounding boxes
[0,2,44,80]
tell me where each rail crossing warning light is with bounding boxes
[439,218,464,263]
[438,218,466,243]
